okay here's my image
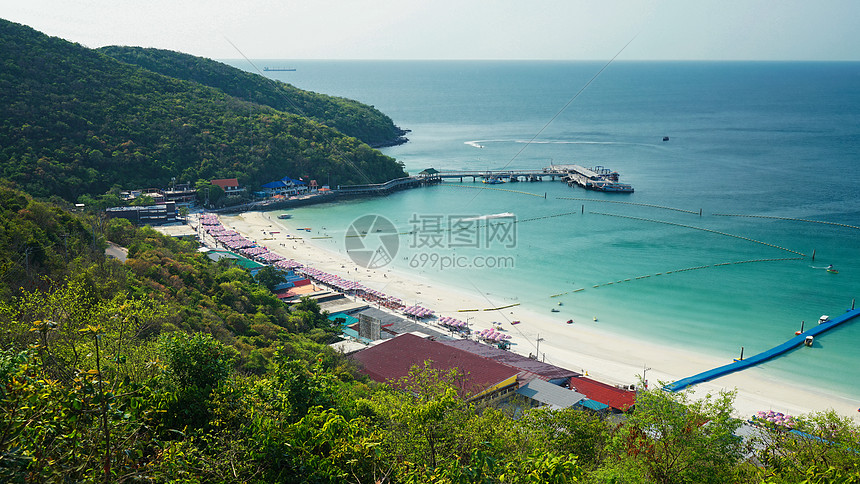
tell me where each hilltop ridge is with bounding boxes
[0,18,407,201]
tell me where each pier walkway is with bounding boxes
[433,168,565,182]
[663,307,860,392]
[430,165,632,192]
[336,176,436,195]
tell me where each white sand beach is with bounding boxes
[219,210,860,420]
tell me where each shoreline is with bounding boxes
[219,210,860,420]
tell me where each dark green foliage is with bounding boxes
[160,332,236,390]
[98,46,408,147]
[605,385,744,484]
[0,19,407,201]
[0,185,94,298]
[254,265,286,291]
[0,149,859,481]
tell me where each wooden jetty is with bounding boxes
[336,176,439,196]
[420,165,633,192]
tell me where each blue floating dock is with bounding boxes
[664,307,860,392]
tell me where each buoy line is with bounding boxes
[591,211,807,256]
[557,196,699,214]
[713,213,860,230]
[550,257,803,296]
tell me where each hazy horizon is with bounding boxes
[5,1,859,62]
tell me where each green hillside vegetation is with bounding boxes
[98,46,408,148]
[2,186,860,482]
[3,18,860,483]
[0,19,407,202]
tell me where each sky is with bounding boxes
[4,0,860,61]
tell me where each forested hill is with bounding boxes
[98,46,408,148]
[0,19,407,201]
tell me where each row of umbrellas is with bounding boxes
[438,316,468,330]
[297,267,406,309]
[254,251,286,262]
[753,410,796,428]
[402,305,434,318]
[199,214,220,226]
[242,246,270,256]
[207,228,236,237]
[274,259,303,270]
[198,215,450,322]
[299,267,366,292]
[240,246,287,263]
[477,328,512,342]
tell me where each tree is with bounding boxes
[195,182,224,208]
[519,406,610,468]
[160,332,236,391]
[751,409,860,482]
[157,332,238,430]
[607,384,743,484]
[254,265,286,291]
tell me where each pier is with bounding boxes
[430,168,564,183]
[336,175,439,196]
[663,307,860,392]
[426,165,633,192]
[221,164,630,214]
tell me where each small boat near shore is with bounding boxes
[278,214,292,219]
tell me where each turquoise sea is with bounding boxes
[230,60,860,399]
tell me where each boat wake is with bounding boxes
[458,212,516,222]
[464,139,657,148]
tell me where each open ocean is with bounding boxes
[229,60,860,399]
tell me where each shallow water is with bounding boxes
[232,60,860,399]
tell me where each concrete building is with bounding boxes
[105,201,176,226]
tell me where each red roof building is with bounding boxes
[440,339,580,385]
[351,333,520,401]
[568,376,636,412]
[210,178,245,193]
